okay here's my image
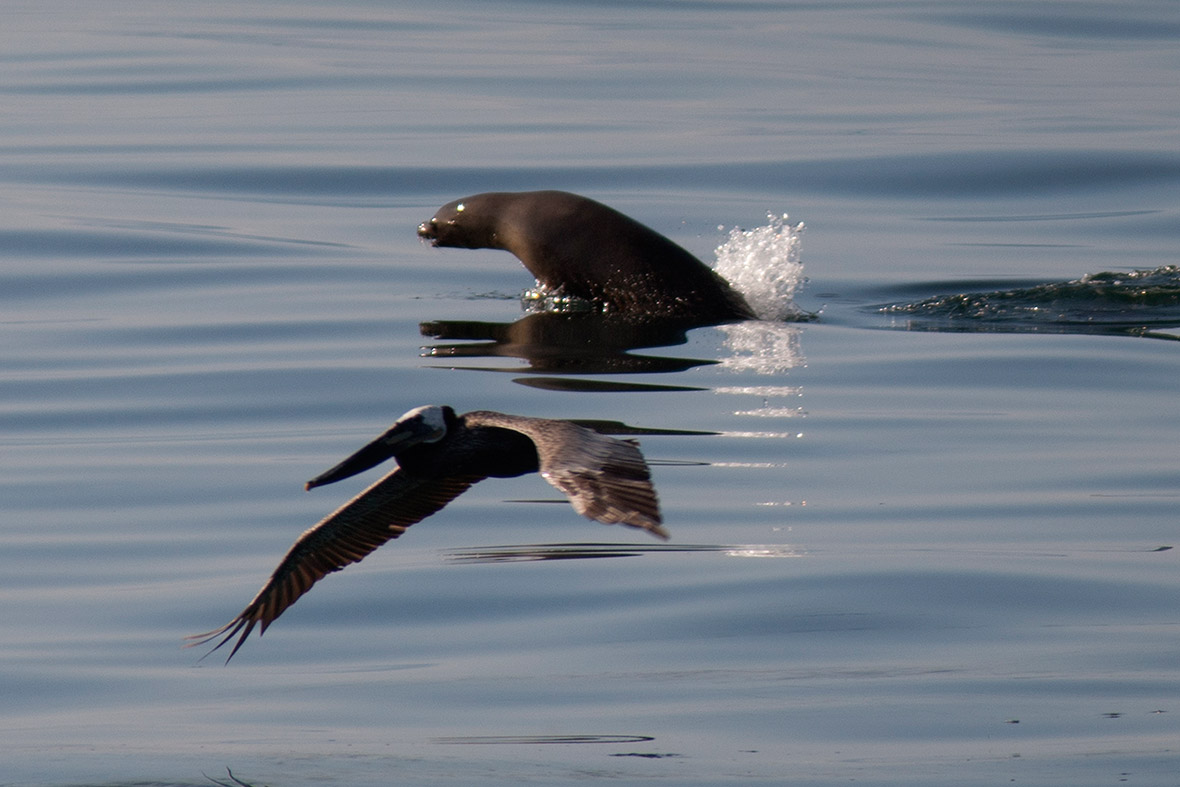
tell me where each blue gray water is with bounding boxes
[3,2,1179,785]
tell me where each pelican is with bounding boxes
[188,405,665,661]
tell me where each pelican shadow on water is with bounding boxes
[188,405,665,661]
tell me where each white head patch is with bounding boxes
[399,404,448,442]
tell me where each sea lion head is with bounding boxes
[416,191,625,294]
[417,194,509,250]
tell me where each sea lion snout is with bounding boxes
[417,219,438,242]
[416,199,494,250]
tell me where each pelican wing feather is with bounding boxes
[187,469,481,661]
[464,411,666,539]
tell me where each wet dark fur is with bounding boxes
[419,190,755,324]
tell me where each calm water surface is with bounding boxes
[3,2,1179,785]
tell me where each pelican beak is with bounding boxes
[305,414,445,490]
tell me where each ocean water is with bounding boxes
[3,1,1179,785]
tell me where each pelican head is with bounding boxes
[304,405,452,490]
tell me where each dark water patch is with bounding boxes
[501,0,780,10]
[869,266,1180,339]
[0,261,383,309]
[568,420,718,437]
[421,313,718,376]
[4,163,470,198]
[193,14,437,35]
[933,9,1180,41]
[0,366,387,435]
[434,734,655,745]
[430,357,715,374]
[0,141,283,157]
[77,218,356,249]
[922,210,1161,223]
[781,150,1180,198]
[448,543,642,563]
[14,149,1180,200]
[1,73,378,96]
[0,228,337,259]
[421,353,716,375]
[512,377,708,393]
[85,318,379,350]
[444,542,800,563]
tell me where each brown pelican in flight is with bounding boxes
[188,405,665,661]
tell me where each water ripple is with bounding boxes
[11,149,1180,199]
[875,265,1180,337]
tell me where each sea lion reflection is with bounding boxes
[420,311,718,375]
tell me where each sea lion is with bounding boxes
[417,190,756,323]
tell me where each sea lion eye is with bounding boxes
[456,203,465,213]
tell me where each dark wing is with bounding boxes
[187,468,482,662]
[464,411,666,539]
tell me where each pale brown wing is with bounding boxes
[187,469,482,662]
[463,411,666,538]
[539,431,666,537]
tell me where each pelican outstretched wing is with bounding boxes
[463,411,666,539]
[187,469,481,662]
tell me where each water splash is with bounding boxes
[714,212,806,322]
[520,283,598,313]
[521,211,806,322]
